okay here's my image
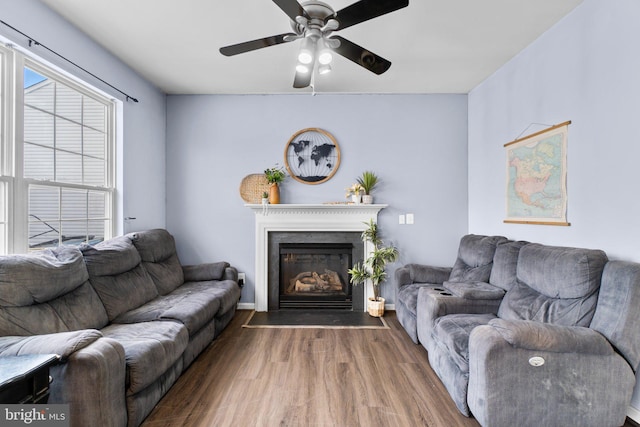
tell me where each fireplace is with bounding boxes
[247,203,386,312]
[268,231,364,311]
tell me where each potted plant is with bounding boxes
[261,191,269,205]
[356,171,379,204]
[264,165,286,204]
[348,219,399,317]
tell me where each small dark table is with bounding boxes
[0,354,60,404]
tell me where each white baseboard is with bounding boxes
[627,405,640,423]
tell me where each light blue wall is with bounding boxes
[1,0,167,233]
[468,0,640,415]
[166,94,468,305]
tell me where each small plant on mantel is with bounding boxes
[356,171,379,204]
[348,219,399,317]
[264,165,286,185]
[356,171,379,195]
[264,164,286,204]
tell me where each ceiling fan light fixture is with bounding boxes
[318,64,332,75]
[298,50,314,64]
[295,63,310,74]
[318,49,333,65]
[297,36,316,64]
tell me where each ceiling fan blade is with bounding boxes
[334,0,409,31]
[272,0,308,21]
[330,36,391,75]
[219,33,297,56]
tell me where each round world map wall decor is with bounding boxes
[284,128,341,184]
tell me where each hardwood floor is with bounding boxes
[141,310,477,426]
[141,310,636,427]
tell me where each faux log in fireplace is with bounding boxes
[279,243,353,309]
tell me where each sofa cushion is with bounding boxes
[449,235,508,283]
[0,281,109,335]
[0,246,89,306]
[498,244,608,327]
[498,281,600,327]
[432,313,496,373]
[100,321,188,394]
[0,247,109,335]
[488,240,528,291]
[397,283,437,318]
[515,244,608,299]
[81,236,158,321]
[128,229,184,295]
[111,278,239,336]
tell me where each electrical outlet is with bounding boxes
[399,214,405,225]
[406,213,414,224]
[238,273,246,287]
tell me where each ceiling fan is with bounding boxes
[219,0,409,88]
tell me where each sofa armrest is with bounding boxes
[0,332,127,427]
[223,266,238,282]
[394,266,412,288]
[49,337,127,427]
[182,261,230,282]
[396,263,452,289]
[467,323,634,427]
[409,263,452,284]
[487,319,612,355]
[443,281,506,300]
[0,330,103,361]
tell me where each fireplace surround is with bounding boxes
[247,204,387,311]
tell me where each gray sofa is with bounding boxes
[0,229,241,427]
[396,237,640,427]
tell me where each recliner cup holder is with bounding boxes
[439,291,453,296]
[433,287,445,292]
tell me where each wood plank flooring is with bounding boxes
[141,310,636,427]
[141,310,476,427]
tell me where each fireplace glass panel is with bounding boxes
[279,243,353,309]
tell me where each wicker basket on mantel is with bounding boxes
[239,174,270,204]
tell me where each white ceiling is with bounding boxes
[39,0,583,95]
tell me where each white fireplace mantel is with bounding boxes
[247,203,387,312]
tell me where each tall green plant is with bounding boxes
[348,219,399,301]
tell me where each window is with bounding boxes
[0,44,115,253]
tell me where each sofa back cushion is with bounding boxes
[448,235,509,283]
[488,240,528,291]
[0,246,108,335]
[498,243,608,327]
[128,229,184,295]
[81,236,158,321]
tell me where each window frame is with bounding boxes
[0,42,116,254]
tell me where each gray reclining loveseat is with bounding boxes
[0,229,241,427]
[397,238,640,427]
